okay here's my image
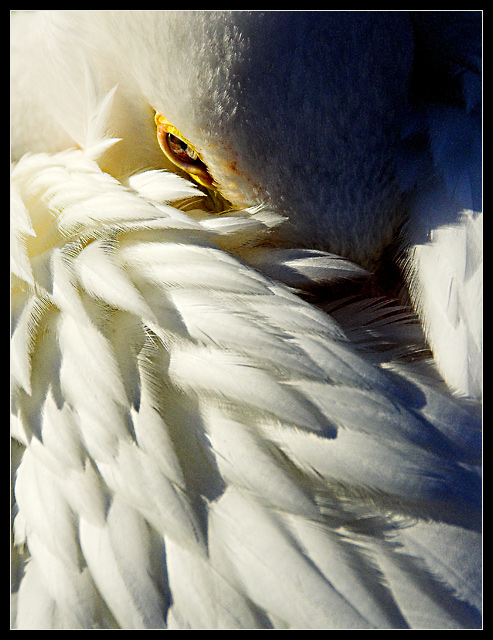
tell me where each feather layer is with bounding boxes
[11,145,481,630]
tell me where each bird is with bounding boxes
[10,10,482,629]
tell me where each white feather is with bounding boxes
[72,240,156,322]
[126,169,202,203]
[79,497,167,629]
[242,248,370,287]
[164,535,267,629]
[208,486,373,629]
[406,211,483,398]
[397,13,482,399]
[11,142,481,629]
[10,185,35,285]
[11,10,481,631]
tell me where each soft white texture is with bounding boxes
[407,210,482,398]
[10,138,481,630]
[11,10,481,630]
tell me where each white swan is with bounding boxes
[11,10,482,629]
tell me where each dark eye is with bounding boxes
[167,133,200,164]
[155,114,213,188]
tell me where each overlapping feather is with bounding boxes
[11,130,481,629]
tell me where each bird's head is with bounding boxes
[75,11,416,268]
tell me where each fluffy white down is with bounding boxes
[11,10,481,630]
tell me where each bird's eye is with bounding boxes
[167,134,199,163]
[155,113,213,188]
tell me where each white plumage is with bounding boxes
[11,10,482,629]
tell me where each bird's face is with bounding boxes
[117,11,414,266]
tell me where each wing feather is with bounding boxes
[11,134,481,629]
